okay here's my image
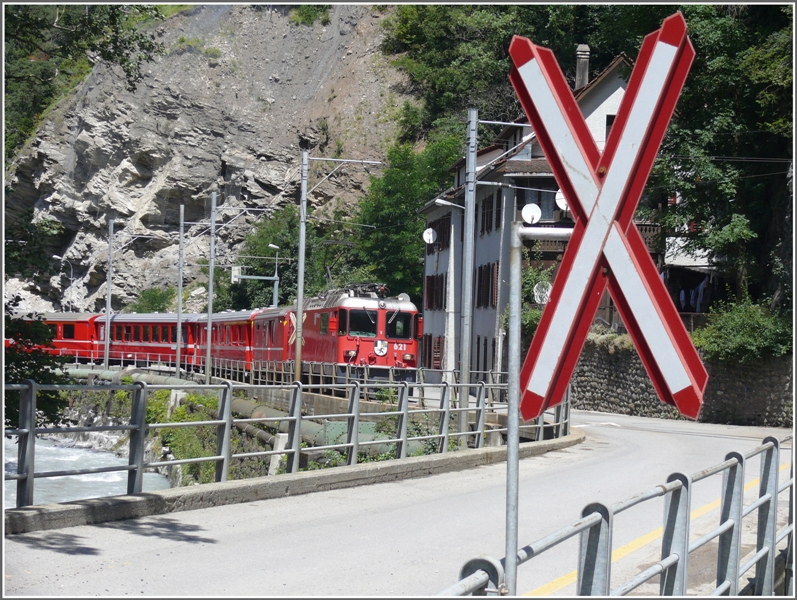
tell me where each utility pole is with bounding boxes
[204,192,217,385]
[295,151,309,383]
[459,107,478,438]
[175,204,184,377]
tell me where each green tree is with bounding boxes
[381,5,793,310]
[351,135,462,303]
[4,212,72,427]
[123,286,177,313]
[4,4,164,160]
[214,204,327,311]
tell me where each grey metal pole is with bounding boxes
[505,221,523,595]
[103,218,114,369]
[295,151,308,382]
[459,107,478,438]
[175,204,184,377]
[205,192,217,385]
[272,248,280,307]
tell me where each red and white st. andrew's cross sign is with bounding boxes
[508,12,708,421]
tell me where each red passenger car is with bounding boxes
[34,312,99,361]
[94,312,199,367]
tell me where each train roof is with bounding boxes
[195,308,264,323]
[94,312,203,324]
[23,312,100,322]
[304,291,419,312]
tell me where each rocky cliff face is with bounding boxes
[4,5,410,313]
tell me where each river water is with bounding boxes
[4,436,171,509]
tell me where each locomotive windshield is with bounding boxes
[348,309,377,337]
[386,311,413,339]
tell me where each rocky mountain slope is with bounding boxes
[4,5,412,313]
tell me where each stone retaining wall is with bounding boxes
[570,342,793,427]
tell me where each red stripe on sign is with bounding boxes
[509,35,534,67]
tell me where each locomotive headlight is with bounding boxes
[403,353,415,362]
[345,350,357,359]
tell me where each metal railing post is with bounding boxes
[395,382,410,459]
[286,382,303,473]
[438,382,451,454]
[754,436,780,595]
[716,452,745,594]
[346,382,360,466]
[475,381,486,449]
[578,502,613,596]
[458,556,505,596]
[215,381,233,483]
[16,380,38,507]
[127,381,148,495]
[661,473,691,595]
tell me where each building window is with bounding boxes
[424,273,446,310]
[432,336,444,370]
[426,213,452,255]
[495,191,502,231]
[482,193,493,235]
[606,114,616,141]
[527,189,556,222]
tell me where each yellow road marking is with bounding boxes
[525,463,790,596]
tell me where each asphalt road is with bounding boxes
[3,410,791,597]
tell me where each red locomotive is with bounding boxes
[18,283,423,384]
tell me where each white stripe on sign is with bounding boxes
[603,226,692,394]
[518,58,597,209]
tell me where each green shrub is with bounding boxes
[692,292,793,362]
[289,5,331,26]
[203,47,222,59]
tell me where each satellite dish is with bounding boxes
[522,203,542,225]
[533,281,552,304]
[397,293,410,302]
[555,189,568,211]
[422,228,437,244]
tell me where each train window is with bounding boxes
[337,310,348,336]
[182,326,188,343]
[124,326,131,341]
[143,326,150,342]
[63,324,75,339]
[348,310,377,338]
[387,312,412,340]
[170,326,177,343]
[115,325,122,341]
[133,326,140,342]
[268,321,274,346]
[320,312,329,335]
[47,324,58,339]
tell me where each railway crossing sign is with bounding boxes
[508,12,708,421]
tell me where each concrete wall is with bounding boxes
[570,342,793,427]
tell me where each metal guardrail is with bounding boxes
[439,433,794,596]
[3,378,570,509]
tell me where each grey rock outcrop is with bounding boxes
[5,5,410,314]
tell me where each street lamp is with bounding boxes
[52,255,74,312]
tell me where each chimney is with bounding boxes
[575,44,590,90]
